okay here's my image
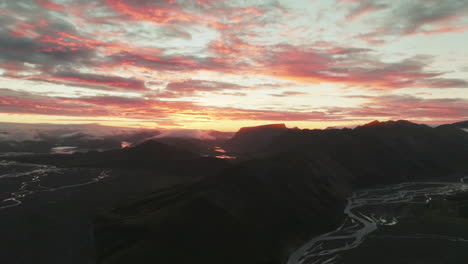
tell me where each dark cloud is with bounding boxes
[0,30,96,73]
[166,80,244,94]
[351,0,468,40]
[45,71,148,91]
[158,26,192,40]
[388,0,468,35]
[423,78,468,88]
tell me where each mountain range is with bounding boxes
[76,120,468,264]
[2,120,468,264]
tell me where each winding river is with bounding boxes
[288,176,468,264]
[0,160,110,210]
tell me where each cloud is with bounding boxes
[34,0,66,12]
[335,94,468,122]
[1,87,467,125]
[0,88,332,122]
[353,0,468,41]
[389,0,468,35]
[158,25,192,40]
[423,78,468,88]
[342,0,388,21]
[156,80,294,98]
[259,45,468,90]
[164,79,244,96]
[106,51,221,72]
[0,29,96,73]
[270,91,308,97]
[0,89,111,117]
[101,0,286,32]
[0,0,467,129]
[36,71,148,91]
[220,92,247,97]
[3,0,464,93]
[103,0,199,24]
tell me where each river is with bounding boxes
[0,159,110,210]
[288,176,468,264]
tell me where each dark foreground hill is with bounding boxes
[95,120,468,264]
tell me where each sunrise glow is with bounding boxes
[1,0,467,130]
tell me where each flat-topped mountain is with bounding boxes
[237,123,287,132]
[223,123,288,154]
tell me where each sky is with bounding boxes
[0,0,467,131]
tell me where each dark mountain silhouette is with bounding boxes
[358,119,424,128]
[454,120,468,128]
[438,120,468,130]
[118,139,198,160]
[94,120,468,264]
[150,137,227,156]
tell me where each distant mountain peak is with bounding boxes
[367,120,381,126]
[127,139,166,149]
[359,120,421,129]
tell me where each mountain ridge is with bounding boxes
[94,119,468,264]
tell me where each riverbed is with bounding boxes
[288,176,468,264]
